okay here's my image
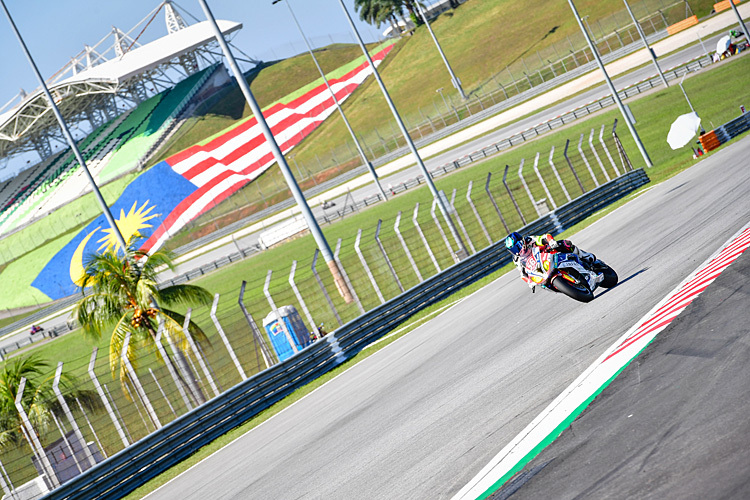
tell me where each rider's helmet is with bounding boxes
[505,232,524,256]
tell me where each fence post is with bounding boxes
[88,348,130,447]
[548,146,571,202]
[354,229,385,304]
[466,181,492,245]
[50,411,84,474]
[155,324,196,411]
[334,239,365,314]
[76,398,107,459]
[518,159,542,217]
[533,152,556,209]
[431,199,456,263]
[450,189,475,253]
[589,128,610,181]
[312,250,343,326]
[182,310,221,398]
[375,220,405,292]
[0,459,15,499]
[413,203,441,273]
[210,293,246,380]
[564,139,586,193]
[146,366,176,417]
[238,281,275,369]
[121,332,162,430]
[501,166,526,225]
[53,362,96,468]
[599,124,620,176]
[16,378,60,487]
[264,271,299,355]
[103,384,132,444]
[578,133,599,186]
[485,172,511,231]
[394,212,423,282]
[288,262,318,334]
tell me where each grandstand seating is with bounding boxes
[0,64,219,236]
[99,63,219,182]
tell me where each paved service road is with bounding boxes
[499,243,750,500]
[146,135,750,499]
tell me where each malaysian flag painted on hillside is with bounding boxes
[32,43,395,300]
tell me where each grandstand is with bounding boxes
[0,1,248,238]
[0,63,225,234]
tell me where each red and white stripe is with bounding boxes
[605,225,750,361]
[140,44,394,253]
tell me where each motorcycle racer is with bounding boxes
[504,232,598,289]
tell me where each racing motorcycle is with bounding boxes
[519,246,617,303]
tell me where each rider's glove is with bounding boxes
[546,235,558,249]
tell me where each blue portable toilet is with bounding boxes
[263,305,310,362]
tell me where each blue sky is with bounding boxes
[0,0,384,110]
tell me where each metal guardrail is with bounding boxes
[41,168,650,500]
[717,111,750,143]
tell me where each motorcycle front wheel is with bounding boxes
[592,261,618,288]
[552,272,594,303]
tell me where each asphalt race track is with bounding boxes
[146,135,750,499]
[492,235,750,500]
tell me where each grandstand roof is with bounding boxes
[53,20,241,88]
[0,19,241,161]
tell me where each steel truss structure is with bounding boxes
[0,0,256,164]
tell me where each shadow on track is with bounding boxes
[596,268,649,298]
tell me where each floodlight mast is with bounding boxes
[197,0,354,302]
[623,0,668,87]
[273,0,387,201]
[337,0,468,260]
[567,0,653,168]
[728,2,749,42]
[416,2,467,100]
[1,0,128,252]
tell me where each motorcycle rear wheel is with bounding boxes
[552,273,594,303]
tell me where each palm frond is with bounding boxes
[158,284,213,308]
[160,310,212,371]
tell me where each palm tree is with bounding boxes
[355,0,399,31]
[73,242,213,404]
[355,0,424,34]
[0,354,100,449]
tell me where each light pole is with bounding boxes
[568,0,653,168]
[728,1,749,45]
[272,0,387,201]
[337,0,467,259]
[623,0,668,87]
[416,2,467,99]
[1,0,128,252]
[678,73,705,134]
[436,87,447,110]
[197,0,353,301]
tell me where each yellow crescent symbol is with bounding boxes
[70,228,100,287]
